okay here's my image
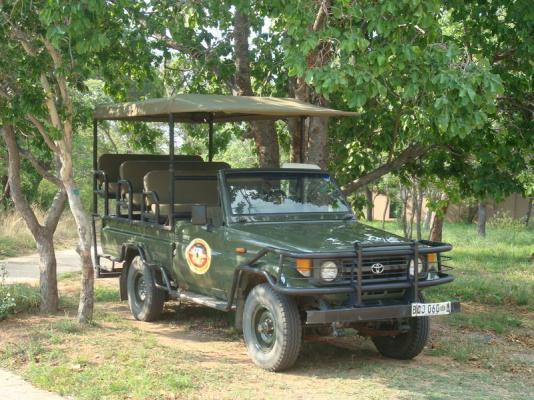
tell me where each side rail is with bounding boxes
[116,179,133,220]
[240,240,454,302]
[93,170,110,215]
[141,191,161,223]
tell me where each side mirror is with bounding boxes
[191,204,208,226]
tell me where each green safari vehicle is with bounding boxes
[91,94,460,371]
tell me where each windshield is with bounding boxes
[225,172,351,216]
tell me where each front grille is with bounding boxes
[341,255,410,283]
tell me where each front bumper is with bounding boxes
[264,272,454,296]
[306,300,461,325]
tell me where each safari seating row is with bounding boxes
[142,164,230,224]
[118,160,227,210]
[96,153,202,198]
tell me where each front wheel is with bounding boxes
[372,314,430,359]
[126,256,165,322]
[242,283,302,371]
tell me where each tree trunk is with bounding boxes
[233,7,279,168]
[477,202,487,237]
[306,116,329,169]
[429,200,450,242]
[382,196,389,229]
[288,77,303,163]
[289,2,331,168]
[288,117,303,163]
[59,157,94,323]
[1,125,65,313]
[526,198,532,227]
[365,186,373,221]
[249,120,280,168]
[415,183,423,240]
[36,232,58,312]
[407,187,416,240]
[400,185,409,238]
[466,204,478,224]
[423,210,433,231]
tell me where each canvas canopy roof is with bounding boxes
[93,94,358,122]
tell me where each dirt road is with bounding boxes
[1,249,80,282]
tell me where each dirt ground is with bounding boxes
[1,278,533,400]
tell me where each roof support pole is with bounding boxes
[92,119,98,216]
[92,119,99,270]
[169,113,175,229]
[208,114,214,162]
[299,116,306,163]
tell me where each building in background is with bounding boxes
[372,193,532,223]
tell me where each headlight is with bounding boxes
[320,261,338,282]
[409,254,437,277]
[409,259,415,276]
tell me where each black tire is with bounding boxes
[372,304,430,360]
[126,256,165,322]
[242,283,302,372]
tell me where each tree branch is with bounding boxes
[0,181,9,205]
[39,74,63,132]
[312,0,331,32]
[154,33,236,93]
[43,38,73,118]
[341,144,430,195]
[17,144,62,187]
[233,9,253,96]
[44,188,67,232]
[26,114,59,153]
[4,17,38,56]
[0,125,42,236]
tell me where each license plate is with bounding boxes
[411,302,451,317]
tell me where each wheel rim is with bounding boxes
[253,306,276,352]
[134,273,147,304]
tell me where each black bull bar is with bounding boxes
[243,239,459,324]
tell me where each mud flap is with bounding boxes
[119,265,128,301]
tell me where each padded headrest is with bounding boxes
[144,164,229,204]
[97,153,202,182]
[120,160,215,192]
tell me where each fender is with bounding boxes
[118,243,149,301]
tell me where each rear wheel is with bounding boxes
[242,283,302,371]
[126,256,165,321]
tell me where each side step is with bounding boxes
[179,290,234,311]
[95,255,123,278]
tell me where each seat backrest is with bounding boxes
[97,153,202,183]
[120,160,214,193]
[144,163,230,206]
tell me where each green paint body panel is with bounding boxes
[101,213,405,302]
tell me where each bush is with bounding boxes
[488,210,526,231]
[0,263,40,320]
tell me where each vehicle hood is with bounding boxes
[231,220,406,253]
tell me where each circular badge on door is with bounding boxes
[185,238,212,275]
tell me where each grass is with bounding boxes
[0,321,196,400]
[0,208,78,258]
[0,268,41,319]
[367,220,534,310]
[1,306,532,400]
[0,222,533,399]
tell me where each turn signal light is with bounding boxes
[235,247,247,254]
[296,258,311,277]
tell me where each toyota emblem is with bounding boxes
[371,263,385,274]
